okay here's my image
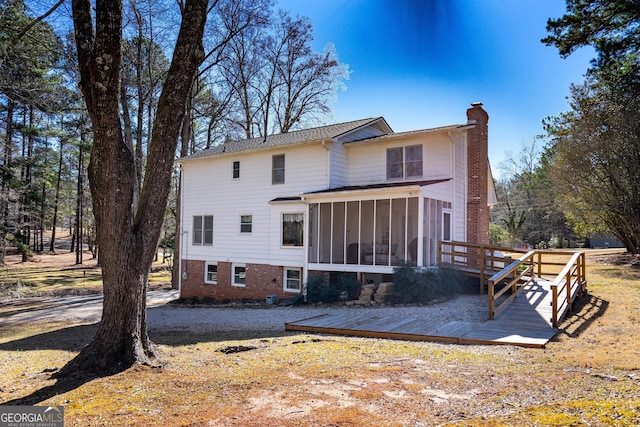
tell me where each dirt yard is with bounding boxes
[0,249,639,426]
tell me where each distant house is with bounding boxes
[176,102,496,301]
[589,234,624,249]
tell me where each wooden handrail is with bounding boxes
[549,251,587,327]
[487,251,536,319]
[439,241,587,326]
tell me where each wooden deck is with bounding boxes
[285,279,558,348]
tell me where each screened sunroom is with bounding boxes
[303,180,453,276]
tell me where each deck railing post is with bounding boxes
[480,247,486,294]
[488,279,495,319]
[580,252,587,293]
[537,251,542,278]
[566,270,572,313]
[551,284,558,327]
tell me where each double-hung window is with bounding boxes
[282,213,303,246]
[233,161,240,179]
[204,262,218,284]
[404,145,423,177]
[284,267,301,292]
[240,215,252,233]
[193,215,213,245]
[233,264,246,287]
[386,145,423,179]
[272,154,285,184]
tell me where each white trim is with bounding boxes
[232,160,240,179]
[442,208,452,242]
[232,263,246,287]
[283,267,302,293]
[204,261,218,284]
[240,214,253,234]
[281,212,304,248]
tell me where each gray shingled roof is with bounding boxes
[301,178,452,195]
[342,123,468,146]
[178,117,385,161]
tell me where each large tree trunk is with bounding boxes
[59,0,207,377]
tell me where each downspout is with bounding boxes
[302,195,310,302]
[178,164,187,293]
[447,130,456,241]
[417,192,424,267]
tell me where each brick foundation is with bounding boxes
[180,259,301,301]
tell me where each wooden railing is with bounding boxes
[486,250,536,319]
[549,251,587,327]
[439,241,588,327]
[438,241,527,293]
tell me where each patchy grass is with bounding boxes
[1,250,640,426]
[0,250,172,298]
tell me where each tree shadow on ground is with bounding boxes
[150,328,294,346]
[556,293,609,339]
[1,322,296,405]
[2,372,99,406]
[0,324,99,352]
[0,322,295,353]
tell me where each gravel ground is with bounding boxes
[148,293,489,333]
[2,290,490,334]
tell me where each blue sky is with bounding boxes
[277,0,594,178]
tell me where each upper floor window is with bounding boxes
[240,215,252,233]
[272,154,285,184]
[193,215,213,245]
[386,145,423,179]
[282,213,303,246]
[233,161,240,179]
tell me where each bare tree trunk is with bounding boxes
[120,81,139,212]
[75,143,83,265]
[171,90,193,289]
[49,139,64,252]
[0,100,15,264]
[58,0,207,377]
[39,132,50,253]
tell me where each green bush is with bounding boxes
[338,274,362,300]
[306,274,360,304]
[306,275,327,303]
[319,286,340,303]
[389,263,465,304]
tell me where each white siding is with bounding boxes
[422,180,453,201]
[181,144,328,265]
[346,132,453,186]
[329,142,349,187]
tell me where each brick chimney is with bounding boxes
[466,102,490,245]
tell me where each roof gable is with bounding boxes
[178,117,393,161]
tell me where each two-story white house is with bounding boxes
[177,102,496,301]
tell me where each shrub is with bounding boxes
[306,274,355,304]
[319,286,340,303]
[390,263,465,304]
[337,274,361,300]
[306,275,326,303]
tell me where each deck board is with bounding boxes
[285,279,558,348]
